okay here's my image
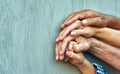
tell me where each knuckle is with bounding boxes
[74,48,79,52]
[63,38,69,43]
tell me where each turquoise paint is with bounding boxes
[0,0,119,74]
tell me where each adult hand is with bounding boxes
[66,41,96,74]
[56,26,98,60]
[57,9,112,42]
[55,35,76,60]
[66,40,86,65]
[56,20,84,42]
[61,9,111,29]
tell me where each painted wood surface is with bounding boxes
[0,0,120,74]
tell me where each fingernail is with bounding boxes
[60,56,64,60]
[56,38,59,42]
[71,31,76,35]
[56,56,58,60]
[61,24,65,28]
[82,20,88,26]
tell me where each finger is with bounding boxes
[64,13,81,27]
[63,9,98,27]
[61,14,74,29]
[56,28,66,42]
[68,41,77,51]
[60,36,75,60]
[66,51,83,61]
[70,27,95,37]
[55,43,59,60]
[64,41,77,61]
[81,17,105,27]
[70,29,85,37]
[58,42,64,60]
[74,37,90,52]
[73,42,89,52]
[59,20,82,40]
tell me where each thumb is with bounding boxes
[82,17,105,27]
[70,29,85,36]
[66,51,84,64]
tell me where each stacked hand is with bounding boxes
[55,9,120,73]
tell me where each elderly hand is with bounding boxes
[56,25,98,60]
[65,40,96,74]
[57,9,120,42]
[61,9,112,29]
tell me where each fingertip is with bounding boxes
[71,31,77,36]
[61,24,65,29]
[66,51,74,58]
[60,55,64,60]
[56,38,59,42]
[56,56,59,60]
[59,37,64,41]
[60,51,63,55]
[82,19,88,26]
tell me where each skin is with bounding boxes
[66,50,96,74]
[71,37,120,70]
[66,40,96,74]
[56,20,120,60]
[70,27,120,48]
[56,20,84,60]
[56,9,120,42]
[61,9,120,30]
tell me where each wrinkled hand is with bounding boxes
[55,35,76,60]
[56,20,84,42]
[66,40,96,74]
[61,9,111,29]
[56,9,111,42]
[55,27,97,60]
[65,40,86,65]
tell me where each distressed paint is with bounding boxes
[0,0,120,74]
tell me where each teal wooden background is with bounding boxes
[0,0,120,74]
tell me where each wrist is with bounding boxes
[93,27,105,38]
[107,15,120,29]
[78,59,96,74]
[77,59,92,70]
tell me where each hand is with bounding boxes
[56,9,111,42]
[61,9,111,29]
[72,37,92,52]
[56,27,97,60]
[55,35,76,60]
[56,20,84,42]
[70,27,97,37]
[66,41,96,74]
[66,41,86,66]
[55,26,97,60]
